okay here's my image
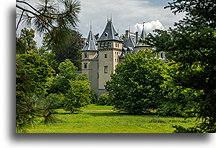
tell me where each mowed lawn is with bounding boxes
[26,104,196,133]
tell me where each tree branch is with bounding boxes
[16,10,24,31]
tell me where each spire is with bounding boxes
[90,21,92,31]
[140,21,146,41]
[98,19,122,42]
[82,26,97,51]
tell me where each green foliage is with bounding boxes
[105,49,165,114]
[16,28,37,54]
[16,51,54,131]
[16,0,80,33]
[43,28,83,71]
[48,59,78,94]
[173,125,202,133]
[38,47,59,71]
[145,0,216,132]
[58,59,78,79]
[158,62,199,117]
[16,51,54,98]
[97,93,111,105]
[63,80,92,113]
[36,93,65,124]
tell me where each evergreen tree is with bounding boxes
[145,0,216,132]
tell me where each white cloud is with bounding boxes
[78,0,185,37]
[133,20,164,33]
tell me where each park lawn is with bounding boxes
[26,104,196,133]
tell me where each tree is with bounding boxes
[16,28,37,54]
[16,50,54,131]
[48,59,78,94]
[145,0,216,132]
[158,62,198,117]
[43,28,83,70]
[16,0,80,33]
[63,80,92,113]
[105,50,166,114]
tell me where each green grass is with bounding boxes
[26,104,196,133]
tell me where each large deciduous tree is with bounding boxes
[145,0,216,132]
[16,50,54,131]
[105,50,166,114]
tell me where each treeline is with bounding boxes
[16,28,95,132]
[106,0,216,133]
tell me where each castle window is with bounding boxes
[108,42,111,48]
[84,63,87,69]
[84,53,87,58]
[104,66,108,73]
[105,54,107,58]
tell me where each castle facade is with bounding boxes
[81,19,165,96]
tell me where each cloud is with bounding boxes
[133,20,164,33]
[78,0,185,37]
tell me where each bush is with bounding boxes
[97,93,111,105]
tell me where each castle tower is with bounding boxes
[81,27,98,90]
[135,22,150,52]
[97,19,123,90]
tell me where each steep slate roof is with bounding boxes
[140,28,146,41]
[97,20,122,42]
[123,36,136,49]
[82,29,97,51]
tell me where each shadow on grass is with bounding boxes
[85,112,156,117]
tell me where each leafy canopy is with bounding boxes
[145,0,216,132]
[106,49,165,114]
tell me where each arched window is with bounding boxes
[84,63,87,69]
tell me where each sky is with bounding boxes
[17,0,186,46]
[77,0,185,38]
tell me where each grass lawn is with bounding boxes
[26,104,196,133]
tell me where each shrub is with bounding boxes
[97,93,111,105]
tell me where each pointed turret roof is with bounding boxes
[140,22,146,41]
[82,29,97,51]
[97,19,122,42]
[123,36,136,49]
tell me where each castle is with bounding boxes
[81,19,165,96]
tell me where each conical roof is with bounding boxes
[140,28,146,41]
[82,29,97,51]
[97,19,122,42]
[123,36,135,49]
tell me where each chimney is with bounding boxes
[125,30,130,40]
[135,32,139,43]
